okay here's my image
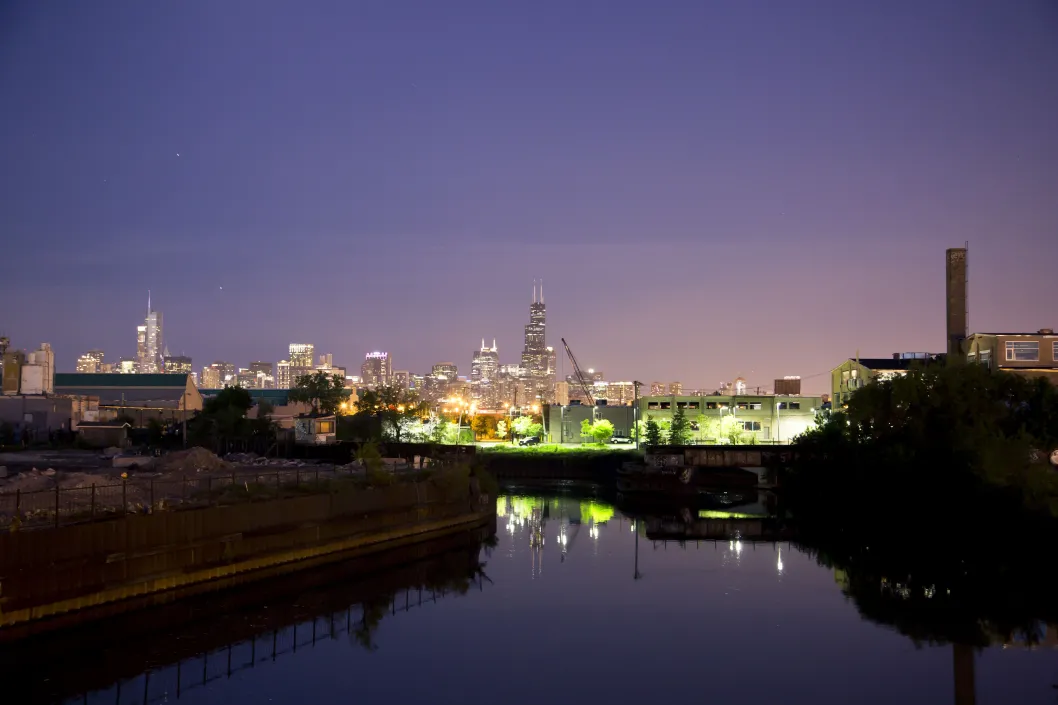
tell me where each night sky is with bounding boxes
[2,1,1056,392]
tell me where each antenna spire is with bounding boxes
[540,278,544,304]
[147,289,151,316]
[532,279,537,304]
[492,338,496,351]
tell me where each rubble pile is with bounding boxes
[156,448,233,474]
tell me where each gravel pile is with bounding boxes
[156,448,233,474]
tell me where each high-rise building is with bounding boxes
[249,361,273,377]
[201,361,234,388]
[669,382,683,395]
[289,343,315,381]
[140,293,163,373]
[276,360,292,389]
[431,362,457,380]
[163,355,193,374]
[471,339,499,382]
[117,358,137,374]
[650,382,665,396]
[361,352,392,387]
[519,280,555,403]
[76,350,105,373]
[392,370,411,389]
[136,325,147,371]
[318,353,333,368]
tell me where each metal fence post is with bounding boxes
[122,479,128,516]
[90,483,96,519]
[54,484,60,528]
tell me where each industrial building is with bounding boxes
[638,393,824,444]
[54,373,203,425]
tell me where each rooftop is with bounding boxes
[55,373,192,388]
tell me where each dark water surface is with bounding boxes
[24,492,1058,704]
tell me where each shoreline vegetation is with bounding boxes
[789,361,1058,520]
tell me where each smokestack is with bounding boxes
[946,247,968,357]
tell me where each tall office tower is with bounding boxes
[76,350,105,373]
[289,343,315,381]
[139,292,164,373]
[249,361,273,377]
[318,353,333,368]
[650,382,665,396]
[669,382,683,395]
[391,370,411,389]
[520,280,555,402]
[520,281,548,375]
[361,351,392,386]
[163,355,193,374]
[136,325,147,371]
[946,247,968,357]
[471,339,499,382]
[201,364,221,389]
[276,359,292,389]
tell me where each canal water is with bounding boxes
[18,491,1058,704]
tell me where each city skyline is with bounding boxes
[2,2,1056,393]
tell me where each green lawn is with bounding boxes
[477,443,641,457]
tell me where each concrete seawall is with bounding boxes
[0,479,494,638]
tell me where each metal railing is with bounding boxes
[0,463,431,531]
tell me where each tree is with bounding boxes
[720,415,745,445]
[288,372,347,415]
[472,415,498,440]
[512,416,534,438]
[526,422,543,439]
[669,406,691,445]
[354,385,428,443]
[644,417,662,448]
[496,419,508,441]
[580,418,593,441]
[590,419,615,443]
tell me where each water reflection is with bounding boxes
[6,490,1058,704]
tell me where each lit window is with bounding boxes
[1005,341,1039,362]
[1053,341,1058,361]
[742,421,761,431]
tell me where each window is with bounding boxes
[779,402,801,410]
[742,421,761,431]
[647,402,660,410]
[660,401,671,410]
[737,402,748,410]
[1053,341,1058,361]
[1005,341,1039,362]
[979,350,991,366]
[747,402,762,410]
[706,402,718,409]
[687,402,699,410]
[676,401,699,409]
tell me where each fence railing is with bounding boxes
[0,463,432,531]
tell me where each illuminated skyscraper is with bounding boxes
[471,339,499,382]
[76,350,105,373]
[361,351,392,386]
[163,355,192,374]
[276,360,292,389]
[137,292,163,373]
[289,343,315,382]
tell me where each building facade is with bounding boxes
[289,343,315,381]
[639,393,824,444]
[76,350,105,373]
[361,351,392,387]
[163,355,193,374]
[471,340,499,383]
[830,353,943,408]
[964,330,1058,384]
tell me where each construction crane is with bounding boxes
[560,337,594,406]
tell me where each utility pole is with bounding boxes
[633,380,642,450]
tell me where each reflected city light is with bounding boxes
[777,548,784,574]
[735,540,743,555]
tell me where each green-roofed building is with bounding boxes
[54,373,203,425]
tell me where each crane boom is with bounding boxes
[560,337,595,406]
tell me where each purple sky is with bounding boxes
[2,1,1056,393]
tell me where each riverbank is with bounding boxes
[0,466,495,638]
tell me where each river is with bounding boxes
[10,490,1057,704]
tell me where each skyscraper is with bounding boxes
[76,350,105,373]
[520,280,554,402]
[163,355,192,374]
[143,293,163,373]
[289,343,315,383]
[471,339,499,382]
[136,325,147,371]
[276,360,292,389]
[361,351,392,387]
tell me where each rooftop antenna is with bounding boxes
[147,289,151,315]
[532,279,537,304]
[540,278,544,304]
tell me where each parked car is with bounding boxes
[518,436,540,446]
[610,435,634,444]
